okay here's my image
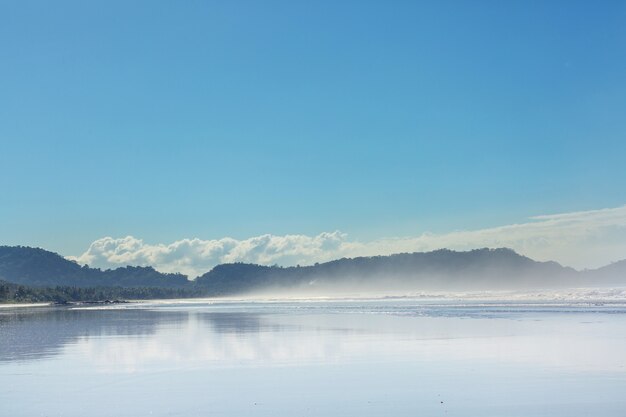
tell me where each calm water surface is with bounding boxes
[1,299,626,416]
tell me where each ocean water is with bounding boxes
[1,298,626,416]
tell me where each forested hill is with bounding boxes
[194,248,586,294]
[0,246,188,288]
[194,249,626,294]
[2,246,626,296]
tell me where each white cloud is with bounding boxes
[69,232,348,278]
[69,205,626,278]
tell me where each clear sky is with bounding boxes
[1,1,625,267]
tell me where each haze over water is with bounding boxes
[2,298,626,417]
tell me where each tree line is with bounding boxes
[0,280,209,304]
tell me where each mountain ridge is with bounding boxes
[1,245,625,295]
[0,246,188,288]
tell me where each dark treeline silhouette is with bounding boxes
[1,246,626,302]
[0,279,207,303]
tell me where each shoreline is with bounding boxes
[0,302,52,309]
[0,299,133,308]
[2,286,626,308]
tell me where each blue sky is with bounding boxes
[1,1,625,262]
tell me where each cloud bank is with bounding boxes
[69,205,626,278]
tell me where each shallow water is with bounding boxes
[1,298,626,416]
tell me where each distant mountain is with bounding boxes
[195,248,588,295]
[0,246,188,288]
[581,260,626,287]
[1,246,625,296]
